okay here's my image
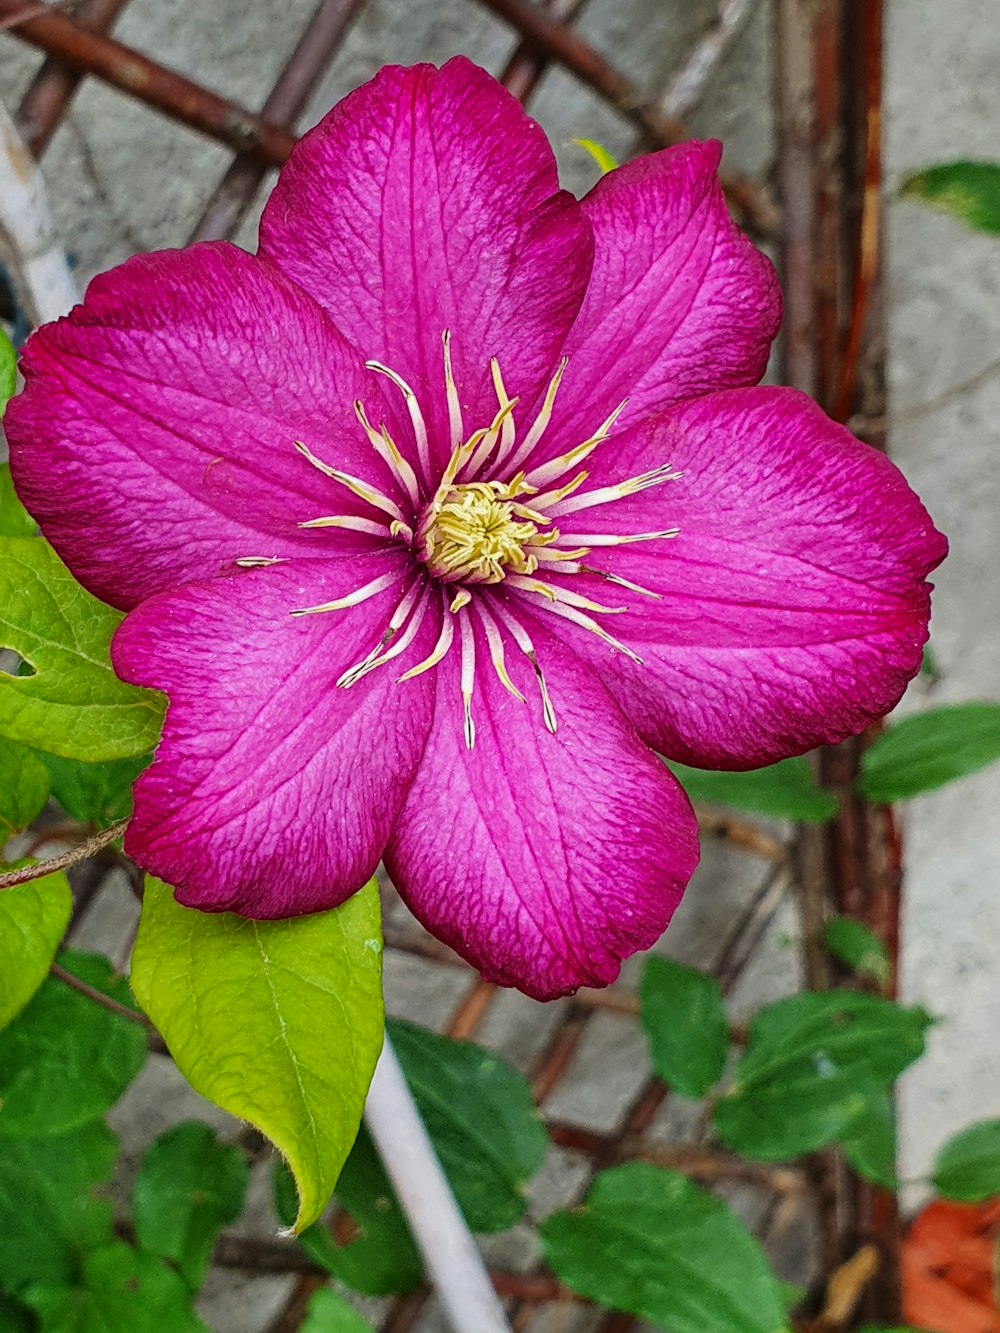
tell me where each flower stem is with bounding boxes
[0,818,129,891]
[364,1030,514,1333]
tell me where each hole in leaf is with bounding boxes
[0,648,36,677]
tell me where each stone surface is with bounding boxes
[884,0,1000,1193]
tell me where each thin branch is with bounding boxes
[49,961,168,1053]
[0,819,129,891]
[658,0,760,122]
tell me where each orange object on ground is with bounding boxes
[902,1198,1000,1332]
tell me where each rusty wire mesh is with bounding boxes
[0,2,895,1329]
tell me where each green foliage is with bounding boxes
[858,704,1000,802]
[572,137,619,174]
[840,1093,898,1189]
[714,992,930,1160]
[823,917,891,988]
[39,751,148,828]
[275,1137,423,1298]
[0,1121,118,1292]
[300,1288,375,1333]
[0,738,50,838]
[131,877,384,1233]
[0,330,14,410]
[133,1122,250,1290]
[0,949,146,1138]
[540,1163,791,1333]
[901,160,1000,234]
[639,956,729,1098]
[669,756,836,823]
[22,1242,208,1332]
[0,871,73,1029]
[389,1018,548,1232]
[0,465,34,538]
[0,536,164,760]
[932,1119,1000,1202]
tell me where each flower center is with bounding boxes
[417,480,558,584]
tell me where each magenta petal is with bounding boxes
[384,616,698,1000]
[6,243,403,610]
[259,58,593,467]
[113,555,436,916]
[554,388,948,768]
[547,142,780,450]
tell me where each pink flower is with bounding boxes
[7,59,945,1000]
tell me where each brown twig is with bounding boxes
[0,819,128,890]
[49,959,168,1053]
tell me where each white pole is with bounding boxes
[364,1031,515,1333]
[0,100,79,328]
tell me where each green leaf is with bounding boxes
[133,1121,250,1290]
[639,956,728,1098]
[823,917,891,988]
[0,1121,117,1292]
[858,704,1000,802]
[0,329,14,411]
[668,757,837,823]
[39,751,149,828]
[0,536,164,760]
[572,137,619,174]
[22,1242,208,1332]
[901,161,1000,234]
[0,948,146,1137]
[0,464,35,538]
[388,1018,548,1232]
[0,871,72,1029]
[0,738,50,839]
[275,1133,423,1298]
[131,877,384,1233]
[932,1119,1000,1202]
[540,1162,791,1333]
[300,1288,375,1333]
[840,1092,897,1188]
[0,1292,36,1332]
[714,992,931,1161]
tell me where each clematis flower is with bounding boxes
[6,58,945,1000]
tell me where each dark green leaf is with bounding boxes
[541,1163,791,1333]
[932,1119,1000,1202]
[39,751,149,828]
[858,704,1000,802]
[0,1121,117,1292]
[389,1019,548,1232]
[823,917,891,988]
[639,956,728,1097]
[840,1093,897,1188]
[0,1292,36,1332]
[0,738,49,839]
[0,536,165,760]
[669,757,836,823]
[300,1288,374,1333]
[0,465,34,539]
[714,992,930,1160]
[275,1138,423,1298]
[0,331,14,411]
[920,644,938,679]
[901,161,1000,234]
[22,1242,208,1332]
[133,1122,250,1290]
[0,949,146,1137]
[0,871,72,1029]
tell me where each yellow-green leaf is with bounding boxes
[0,536,164,760]
[131,877,384,1232]
[572,137,619,174]
[0,871,72,1029]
